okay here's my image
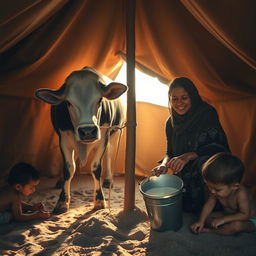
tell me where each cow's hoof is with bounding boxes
[53,202,69,214]
[55,179,64,189]
[93,200,106,210]
[102,179,113,189]
[53,207,68,214]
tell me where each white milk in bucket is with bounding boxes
[139,174,183,231]
[145,187,179,197]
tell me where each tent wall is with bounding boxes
[0,0,255,190]
[134,0,256,187]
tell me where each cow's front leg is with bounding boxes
[91,139,109,210]
[102,141,113,189]
[54,149,76,214]
[92,164,106,210]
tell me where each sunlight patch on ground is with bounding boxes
[115,63,169,107]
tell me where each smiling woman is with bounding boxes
[151,77,231,212]
[115,63,169,107]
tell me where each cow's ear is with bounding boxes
[35,88,64,105]
[101,82,128,100]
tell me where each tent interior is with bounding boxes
[0,0,255,192]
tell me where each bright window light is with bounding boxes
[115,63,169,107]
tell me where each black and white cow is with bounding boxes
[35,67,127,213]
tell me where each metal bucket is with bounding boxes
[139,174,183,231]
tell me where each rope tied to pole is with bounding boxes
[105,123,127,212]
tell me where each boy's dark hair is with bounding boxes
[8,162,40,186]
[202,152,244,185]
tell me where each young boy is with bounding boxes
[190,152,256,235]
[0,162,50,224]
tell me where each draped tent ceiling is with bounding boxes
[0,1,255,192]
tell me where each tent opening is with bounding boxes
[114,63,169,107]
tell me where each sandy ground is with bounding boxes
[0,173,256,256]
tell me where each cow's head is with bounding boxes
[35,67,127,143]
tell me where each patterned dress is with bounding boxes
[165,102,230,212]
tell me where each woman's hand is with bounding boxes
[151,165,168,176]
[167,152,197,174]
[167,155,188,174]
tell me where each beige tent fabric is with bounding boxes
[0,0,255,191]
[0,0,125,97]
[181,0,256,70]
[0,0,68,54]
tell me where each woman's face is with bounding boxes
[170,87,192,115]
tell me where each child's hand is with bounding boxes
[190,221,204,234]
[210,217,225,229]
[38,211,51,219]
[33,203,45,212]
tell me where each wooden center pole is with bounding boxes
[124,0,136,211]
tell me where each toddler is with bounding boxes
[0,162,50,224]
[190,152,256,235]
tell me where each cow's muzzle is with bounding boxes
[78,125,99,142]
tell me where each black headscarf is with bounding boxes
[166,77,229,156]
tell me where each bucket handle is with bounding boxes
[138,175,158,185]
[138,177,149,186]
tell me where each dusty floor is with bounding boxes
[0,174,256,256]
